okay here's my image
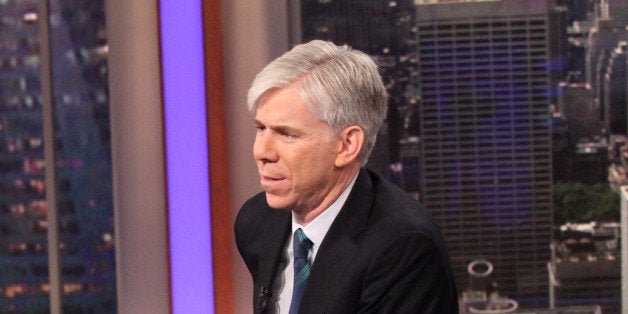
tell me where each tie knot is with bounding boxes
[293,228,312,259]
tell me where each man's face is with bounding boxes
[253,87,342,213]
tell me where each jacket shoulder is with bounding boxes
[234,191,290,264]
[366,169,451,263]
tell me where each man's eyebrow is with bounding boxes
[273,124,301,134]
[254,119,301,134]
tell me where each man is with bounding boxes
[235,40,458,313]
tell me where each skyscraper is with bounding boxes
[414,0,554,302]
[0,2,50,310]
[0,0,115,311]
[603,41,627,135]
[585,0,626,125]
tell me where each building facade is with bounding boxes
[0,0,115,311]
[414,0,554,302]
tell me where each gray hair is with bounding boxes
[247,40,388,165]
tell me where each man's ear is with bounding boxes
[335,126,364,167]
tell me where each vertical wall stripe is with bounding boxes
[159,1,215,313]
[201,0,235,312]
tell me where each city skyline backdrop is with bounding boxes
[0,0,627,313]
[298,0,625,312]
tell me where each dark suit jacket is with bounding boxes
[235,168,459,313]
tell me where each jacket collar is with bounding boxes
[326,168,375,239]
[256,168,376,312]
[256,207,291,312]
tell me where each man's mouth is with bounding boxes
[260,174,285,186]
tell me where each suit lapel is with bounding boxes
[301,169,375,308]
[256,205,291,312]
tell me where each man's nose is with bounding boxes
[253,133,278,164]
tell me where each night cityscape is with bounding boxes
[1,0,627,313]
[0,0,114,312]
[300,0,625,313]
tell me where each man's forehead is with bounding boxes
[254,108,303,127]
[256,90,309,115]
[256,85,300,105]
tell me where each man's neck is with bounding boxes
[294,167,360,226]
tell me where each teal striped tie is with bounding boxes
[289,228,312,314]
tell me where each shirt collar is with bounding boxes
[292,173,358,260]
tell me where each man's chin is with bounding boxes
[266,192,286,209]
[264,193,291,210]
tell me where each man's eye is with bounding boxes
[281,131,296,138]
